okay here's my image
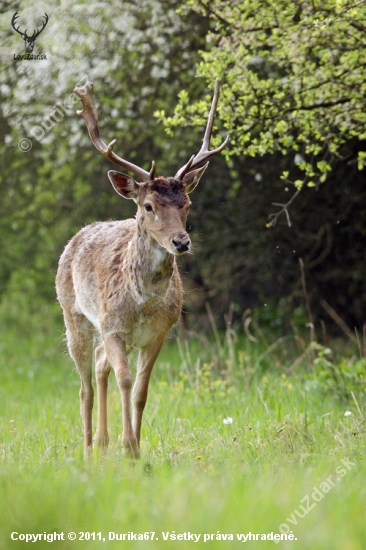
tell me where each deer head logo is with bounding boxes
[11,11,49,54]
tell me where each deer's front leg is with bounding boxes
[103,333,138,458]
[132,338,164,446]
[94,344,111,448]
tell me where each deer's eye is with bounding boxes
[144,204,154,213]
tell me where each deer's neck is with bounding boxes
[128,215,174,300]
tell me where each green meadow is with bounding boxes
[0,321,365,549]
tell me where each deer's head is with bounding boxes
[74,80,228,256]
[11,11,48,53]
[107,169,208,255]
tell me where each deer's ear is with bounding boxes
[108,170,140,201]
[182,162,209,194]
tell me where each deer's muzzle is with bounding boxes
[172,232,191,254]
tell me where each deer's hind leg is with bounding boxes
[63,309,94,454]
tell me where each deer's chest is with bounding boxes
[116,294,180,349]
[101,269,182,348]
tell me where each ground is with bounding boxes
[0,322,365,549]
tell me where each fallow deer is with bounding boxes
[56,79,228,457]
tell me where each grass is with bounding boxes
[0,319,365,549]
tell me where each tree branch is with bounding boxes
[283,97,353,114]
[267,188,301,228]
[196,0,233,29]
[304,0,366,28]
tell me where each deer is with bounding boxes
[11,11,49,54]
[56,79,228,458]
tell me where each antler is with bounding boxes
[32,13,49,39]
[175,78,229,180]
[11,12,26,39]
[74,82,154,182]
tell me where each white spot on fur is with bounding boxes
[152,246,165,263]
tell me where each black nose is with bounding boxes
[172,237,191,253]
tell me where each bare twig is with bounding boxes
[320,300,356,341]
[286,350,309,373]
[254,336,293,370]
[267,188,301,227]
[320,319,328,346]
[351,391,364,420]
[205,302,222,355]
[299,258,316,342]
[243,310,259,343]
[355,328,363,359]
[257,387,269,414]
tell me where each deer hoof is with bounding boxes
[122,439,140,459]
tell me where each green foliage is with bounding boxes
[0,0,208,322]
[162,0,366,188]
[305,343,366,397]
